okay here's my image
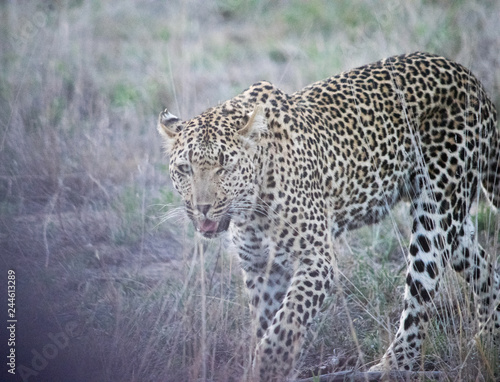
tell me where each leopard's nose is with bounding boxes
[196,204,211,216]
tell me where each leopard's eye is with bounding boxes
[177,164,192,175]
[215,168,225,176]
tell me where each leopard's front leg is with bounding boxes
[252,248,335,381]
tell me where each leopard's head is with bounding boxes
[157,102,268,238]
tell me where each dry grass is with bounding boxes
[1,1,499,381]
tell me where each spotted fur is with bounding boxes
[157,52,499,381]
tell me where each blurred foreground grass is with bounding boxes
[0,1,499,381]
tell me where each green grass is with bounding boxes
[474,203,500,239]
[1,0,499,381]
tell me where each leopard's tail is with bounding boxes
[481,108,500,209]
[482,146,500,209]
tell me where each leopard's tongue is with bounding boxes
[199,219,218,233]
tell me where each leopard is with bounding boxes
[157,52,500,381]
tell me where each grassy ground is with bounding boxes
[1,1,499,381]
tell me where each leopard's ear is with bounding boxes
[158,108,183,152]
[158,108,181,138]
[238,105,267,146]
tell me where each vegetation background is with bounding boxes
[0,1,499,381]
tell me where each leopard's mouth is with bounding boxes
[195,214,231,238]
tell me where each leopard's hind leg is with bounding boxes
[452,217,500,339]
[371,165,499,371]
[370,177,453,370]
